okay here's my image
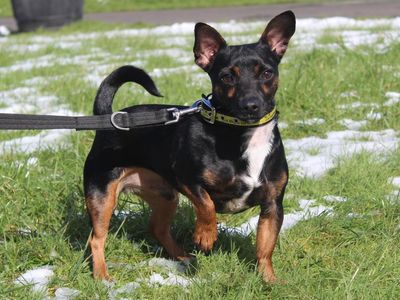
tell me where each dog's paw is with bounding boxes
[257,260,285,284]
[193,222,218,252]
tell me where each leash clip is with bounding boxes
[111,111,130,131]
[165,106,201,125]
[165,108,181,125]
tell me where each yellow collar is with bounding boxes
[200,105,277,127]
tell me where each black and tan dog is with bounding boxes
[84,11,295,282]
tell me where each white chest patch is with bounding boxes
[222,120,276,213]
[242,119,276,188]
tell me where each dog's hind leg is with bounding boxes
[120,168,186,260]
[142,191,187,259]
[85,179,119,280]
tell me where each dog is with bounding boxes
[84,10,295,282]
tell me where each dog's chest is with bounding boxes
[213,121,276,213]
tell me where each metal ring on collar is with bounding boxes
[110,111,129,131]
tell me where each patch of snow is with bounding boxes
[230,34,259,45]
[323,195,348,202]
[366,111,382,120]
[389,177,400,187]
[1,17,398,62]
[102,279,116,289]
[85,74,105,87]
[279,121,288,129]
[341,30,377,48]
[281,199,332,232]
[384,91,400,106]
[11,17,398,49]
[159,36,188,47]
[284,129,399,178]
[295,118,325,126]
[15,265,54,293]
[0,52,119,74]
[0,25,10,36]
[337,101,379,109]
[14,227,33,236]
[147,272,190,287]
[23,157,38,177]
[150,65,198,77]
[6,44,45,53]
[147,257,190,274]
[138,48,192,63]
[297,17,400,32]
[56,41,82,50]
[347,212,362,218]
[340,91,358,98]
[219,199,332,236]
[108,282,139,300]
[293,17,400,52]
[54,287,80,300]
[386,190,399,203]
[23,76,47,86]
[0,87,65,115]
[0,130,71,155]
[339,119,367,130]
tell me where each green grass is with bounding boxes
[1,0,353,17]
[0,17,399,299]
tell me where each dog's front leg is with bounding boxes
[182,186,217,252]
[256,171,287,282]
[256,203,283,282]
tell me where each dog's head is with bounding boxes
[193,11,295,122]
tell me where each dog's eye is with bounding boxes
[221,74,234,85]
[263,70,274,80]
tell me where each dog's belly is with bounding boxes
[118,167,177,201]
[210,175,264,214]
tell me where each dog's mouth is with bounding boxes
[236,109,274,123]
[237,114,262,123]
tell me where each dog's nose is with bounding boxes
[243,100,259,113]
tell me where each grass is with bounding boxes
[0,16,399,299]
[0,0,353,17]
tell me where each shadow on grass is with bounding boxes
[61,190,257,272]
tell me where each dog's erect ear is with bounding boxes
[260,10,296,58]
[193,23,227,71]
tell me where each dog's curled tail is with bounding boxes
[93,65,162,115]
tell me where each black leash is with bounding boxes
[0,106,200,131]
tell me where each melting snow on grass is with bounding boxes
[0,130,72,155]
[387,177,400,203]
[15,258,192,299]
[219,198,334,236]
[285,129,398,178]
[0,85,80,154]
[339,119,367,130]
[0,87,77,115]
[14,265,54,293]
[52,288,81,300]
[294,118,325,126]
[384,92,400,106]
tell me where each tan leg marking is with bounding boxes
[256,170,288,283]
[87,167,186,280]
[181,186,217,252]
[86,180,119,280]
[256,205,280,282]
